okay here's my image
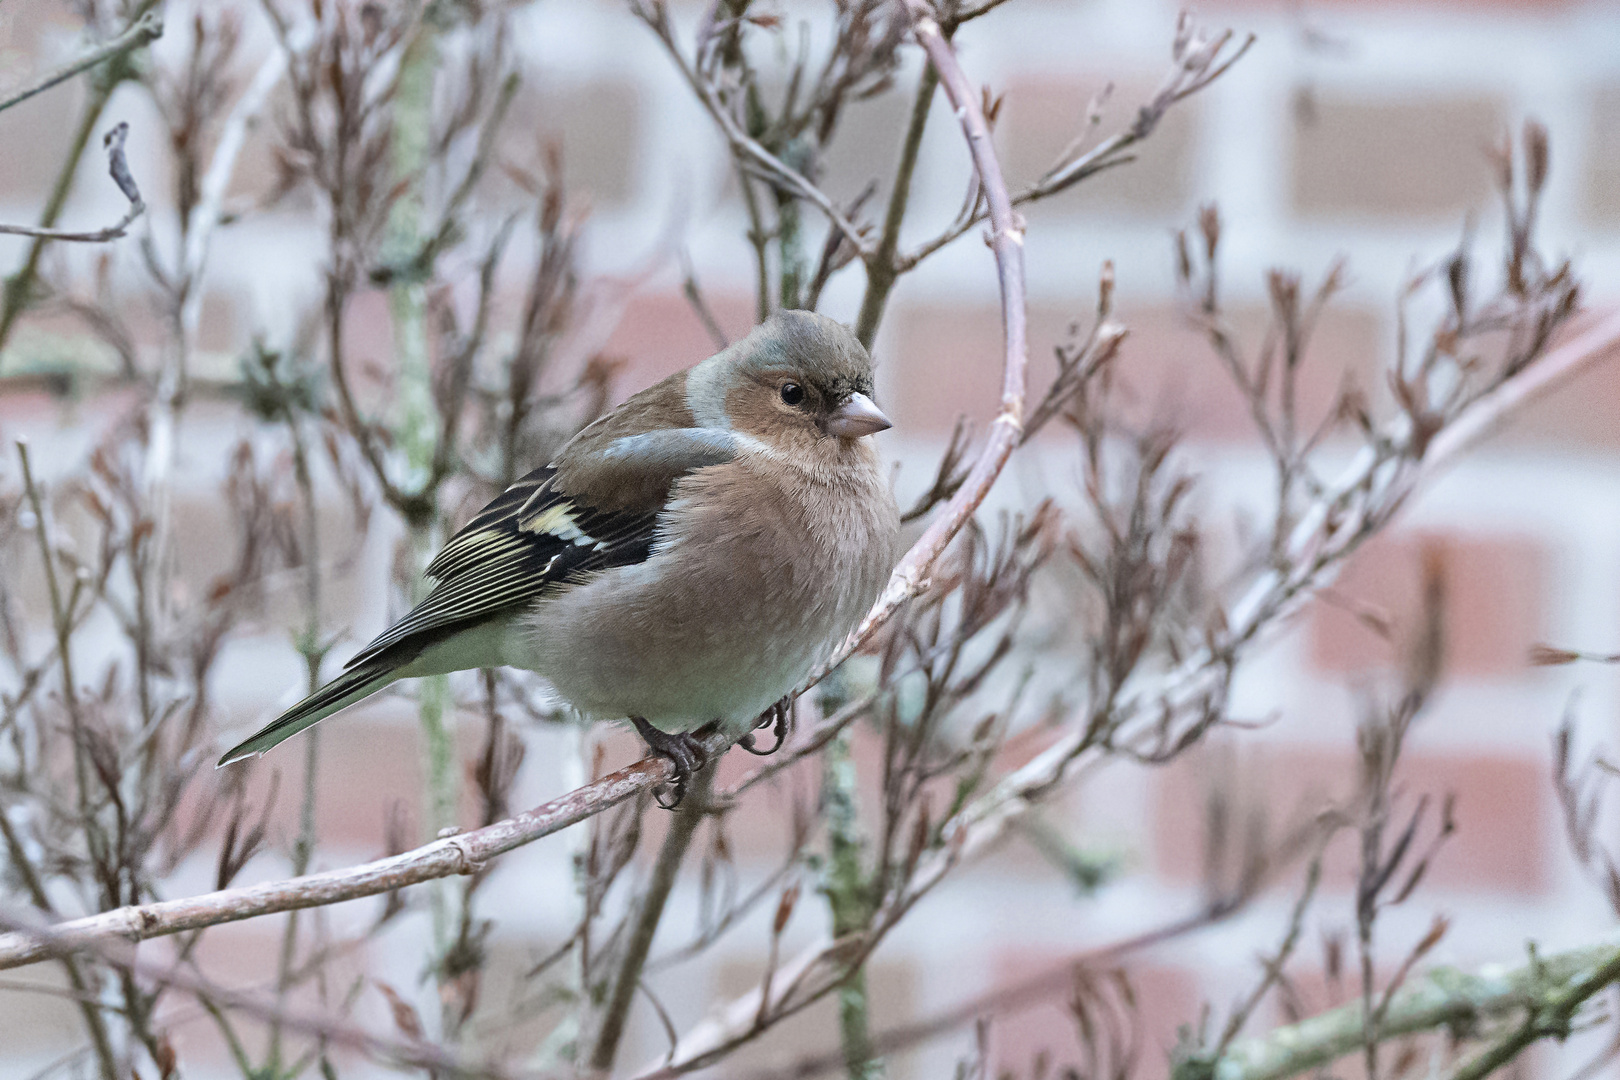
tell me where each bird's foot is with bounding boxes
[740,696,792,756]
[630,715,708,810]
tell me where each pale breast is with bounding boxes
[516,450,899,734]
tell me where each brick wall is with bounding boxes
[5,1,1620,1078]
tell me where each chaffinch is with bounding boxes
[219,309,901,801]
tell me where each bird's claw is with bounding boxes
[631,716,708,809]
[740,697,791,756]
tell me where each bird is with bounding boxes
[218,309,901,804]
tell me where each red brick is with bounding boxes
[0,966,82,1059]
[1153,743,1550,894]
[599,290,756,402]
[886,298,1382,443]
[992,952,1199,1079]
[1290,93,1504,218]
[1483,308,1620,450]
[338,287,397,404]
[1584,87,1620,226]
[217,698,425,854]
[492,79,643,209]
[1308,532,1544,678]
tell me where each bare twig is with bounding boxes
[5,11,1609,1008]
[0,123,145,241]
[718,902,1237,1080]
[0,11,163,116]
[0,0,158,353]
[902,17,1253,271]
[632,1,875,260]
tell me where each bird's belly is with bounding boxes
[516,586,829,733]
[513,550,867,735]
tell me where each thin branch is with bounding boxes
[902,21,1253,272]
[804,0,1030,685]
[178,41,290,325]
[855,50,940,347]
[0,122,145,242]
[0,11,163,116]
[715,903,1234,1080]
[4,16,1607,1033]
[642,302,1620,1074]
[633,1,875,261]
[680,248,730,349]
[0,0,158,354]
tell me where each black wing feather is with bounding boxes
[345,466,660,669]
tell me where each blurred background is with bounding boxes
[4,1,1620,1078]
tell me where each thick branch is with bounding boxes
[1177,933,1620,1080]
[0,746,706,971]
[588,768,715,1071]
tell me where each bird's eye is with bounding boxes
[780,382,804,406]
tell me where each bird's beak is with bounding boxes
[825,392,892,438]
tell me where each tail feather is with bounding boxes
[217,661,399,767]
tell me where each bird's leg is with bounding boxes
[740,696,792,756]
[630,715,708,809]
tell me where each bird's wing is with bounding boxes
[344,429,740,669]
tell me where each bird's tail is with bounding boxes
[217,660,400,767]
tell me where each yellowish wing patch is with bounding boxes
[521,502,595,546]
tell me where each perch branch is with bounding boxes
[0,750,699,971]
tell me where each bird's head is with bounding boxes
[690,309,892,454]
